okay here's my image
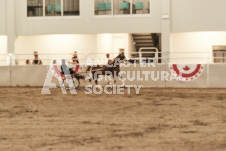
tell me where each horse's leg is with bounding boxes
[94,74,102,90]
[66,75,75,90]
[113,72,117,85]
[95,78,98,85]
[117,72,125,86]
[95,74,99,85]
[108,79,113,85]
[114,70,125,87]
[107,71,113,85]
[86,66,92,84]
[87,73,93,86]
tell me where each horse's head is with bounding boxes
[109,52,127,66]
[119,52,126,62]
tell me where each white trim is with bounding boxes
[61,16,81,19]
[27,16,81,21]
[43,16,64,20]
[94,14,151,18]
[79,0,81,16]
[111,0,113,15]
[43,0,45,17]
[130,0,132,15]
[61,0,63,16]
[149,0,151,15]
[94,0,151,17]
[94,15,114,19]
[130,14,151,17]
[27,0,81,19]
[27,17,45,21]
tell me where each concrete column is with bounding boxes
[6,0,15,54]
[161,0,171,63]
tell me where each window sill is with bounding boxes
[94,14,151,19]
[27,16,81,20]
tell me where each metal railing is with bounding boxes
[0,51,224,66]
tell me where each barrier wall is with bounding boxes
[165,64,208,88]
[0,66,10,86]
[209,64,226,88]
[10,66,48,87]
[0,64,226,88]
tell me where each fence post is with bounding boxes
[207,51,210,88]
[165,51,168,88]
[8,53,14,87]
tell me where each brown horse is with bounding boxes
[86,52,126,86]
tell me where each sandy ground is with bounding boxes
[0,87,226,151]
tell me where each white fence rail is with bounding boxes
[0,51,221,66]
[0,63,225,88]
[0,51,225,88]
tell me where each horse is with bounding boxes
[86,52,127,86]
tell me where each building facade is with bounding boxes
[0,0,226,63]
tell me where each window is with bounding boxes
[213,50,226,63]
[63,0,80,16]
[27,0,43,17]
[132,0,149,14]
[114,0,130,15]
[213,46,226,63]
[95,0,150,16]
[45,0,61,16]
[95,0,112,15]
[27,0,80,17]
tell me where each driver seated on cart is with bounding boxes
[61,59,75,80]
[68,51,80,73]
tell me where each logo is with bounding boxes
[169,64,205,81]
[50,64,63,81]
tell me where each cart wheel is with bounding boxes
[73,77,80,89]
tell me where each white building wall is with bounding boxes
[14,34,133,64]
[15,0,161,35]
[171,0,226,32]
[15,34,97,54]
[170,32,226,63]
[0,0,6,35]
[127,34,136,54]
[14,0,226,35]
[96,33,131,59]
[4,0,226,58]
[14,34,133,63]
[14,34,97,65]
[7,0,15,54]
[0,36,7,54]
[0,36,7,65]
[97,34,114,55]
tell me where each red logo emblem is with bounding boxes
[169,64,205,81]
[50,64,63,80]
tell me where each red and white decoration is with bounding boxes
[50,64,63,81]
[169,64,205,81]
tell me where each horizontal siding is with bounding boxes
[171,0,226,32]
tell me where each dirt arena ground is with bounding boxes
[0,87,226,151]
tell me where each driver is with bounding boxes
[68,51,80,73]
[69,51,79,64]
[61,59,75,78]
